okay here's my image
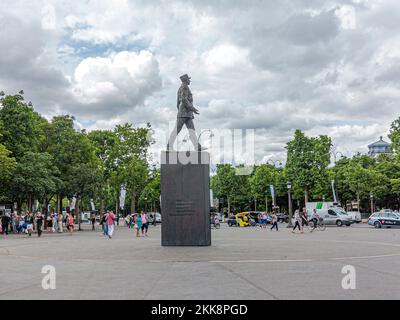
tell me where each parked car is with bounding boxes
[148,212,162,223]
[346,211,362,223]
[277,213,289,223]
[368,211,400,228]
[80,212,91,223]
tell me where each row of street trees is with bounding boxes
[0,92,160,225]
[212,124,400,214]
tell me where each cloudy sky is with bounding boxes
[1,0,399,164]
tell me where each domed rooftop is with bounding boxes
[368,136,393,157]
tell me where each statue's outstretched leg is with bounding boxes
[167,118,185,151]
[186,119,207,151]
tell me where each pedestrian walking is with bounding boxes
[25,213,34,237]
[262,212,268,228]
[46,214,52,232]
[67,213,74,235]
[106,211,116,239]
[270,211,278,231]
[258,213,263,228]
[101,213,108,236]
[292,209,302,233]
[135,214,142,238]
[129,214,134,228]
[300,208,308,233]
[58,212,63,233]
[10,212,15,233]
[35,212,43,237]
[141,211,149,237]
[52,213,57,233]
[91,212,96,231]
[1,213,10,235]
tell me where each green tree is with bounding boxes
[139,167,160,213]
[389,117,400,153]
[111,124,152,214]
[342,162,384,210]
[9,152,60,213]
[286,130,332,204]
[0,144,16,201]
[0,94,47,159]
[87,129,118,214]
[249,164,281,211]
[43,115,77,213]
[211,164,237,213]
[68,161,102,229]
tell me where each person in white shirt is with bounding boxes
[292,209,302,233]
[262,212,268,228]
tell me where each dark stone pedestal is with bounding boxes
[161,151,211,246]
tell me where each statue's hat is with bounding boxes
[180,74,191,82]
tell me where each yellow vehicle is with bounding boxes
[228,212,256,227]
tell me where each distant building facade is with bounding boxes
[368,136,393,157]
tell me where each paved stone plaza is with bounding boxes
[1,223,399,300]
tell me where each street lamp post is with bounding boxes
[198,129,214,146]
[287,181,293,228]
[266,160,282,213]
[331,150,344,204]
[331,151,344,164]
[370,192,374,214]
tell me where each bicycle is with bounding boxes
[309,217,326,232]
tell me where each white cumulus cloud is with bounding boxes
[71,50,162,115]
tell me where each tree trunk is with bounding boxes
[116,198,119,226]
[100,196,105,217]
[304,188,309,206]
[131,191,136,214]
[265,196,268,213]
[227,197,231,215]
[57,194,62,214]
[28,194,32,212]
[75,197,80,230]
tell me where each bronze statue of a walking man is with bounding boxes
[167,74,206,151]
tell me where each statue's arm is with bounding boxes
[181,87,198,113]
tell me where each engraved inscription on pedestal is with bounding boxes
[174,200,195,216]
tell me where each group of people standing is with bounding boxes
[98,211,150,239]
[125,211,150,237]
[0,211,76,237]
[257,212,279,231]
[36,212,75,236]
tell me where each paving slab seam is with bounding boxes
[216,263,280,300]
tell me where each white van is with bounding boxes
[346,211,362,223]
[306,202,353,227]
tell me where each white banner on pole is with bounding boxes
[70,197,76,209]
[270,185,276,207]
[331,180,338,203]
[119,186,126,209]
[90,199,96,211]
[210,189,214,207]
